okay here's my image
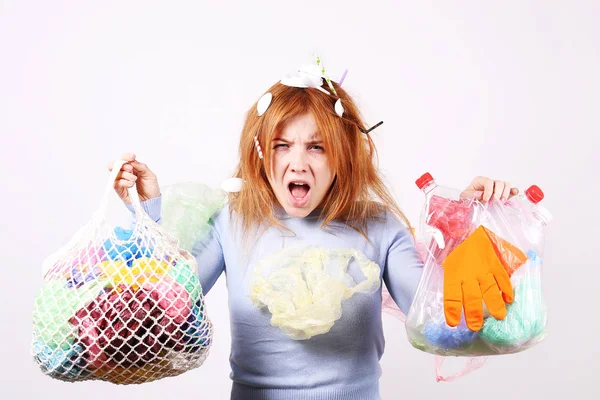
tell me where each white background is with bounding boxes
[1,1,598,399]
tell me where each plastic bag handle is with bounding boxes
[99,159,145,217]
[435,355,487,382]
[40,160,147,278]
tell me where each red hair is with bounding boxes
[228,80,412,241]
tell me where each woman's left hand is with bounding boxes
[461,176,519,202]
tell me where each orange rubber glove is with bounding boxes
[485,228,529,277]
[442,225,528,331]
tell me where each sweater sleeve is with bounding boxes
[382,212,425,314]
[190,208,226,295]
[127,196,226,295]
[125,195,163,223]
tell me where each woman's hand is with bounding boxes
[461,176,519,202]
[107,153,161,204]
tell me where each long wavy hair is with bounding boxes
[228,79,412,242]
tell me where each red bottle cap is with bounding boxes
[525,185,544,204]
[416,172,434,189]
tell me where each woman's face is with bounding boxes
[268,112,335,218]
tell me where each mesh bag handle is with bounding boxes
[41,160,146,278]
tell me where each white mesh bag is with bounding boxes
[31,160,213,384]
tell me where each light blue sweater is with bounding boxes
[137,196,424,400]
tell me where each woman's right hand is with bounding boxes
[108,153,161,204]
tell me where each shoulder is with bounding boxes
[361,201,410,233]
[210,202,249,240]
[369,205,415,252]
[210,202,232,233]
[343,201,413,246]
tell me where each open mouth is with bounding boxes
[288,181,311,207]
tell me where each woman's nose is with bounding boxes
[289,149,308,173]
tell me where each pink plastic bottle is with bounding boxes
[415,173,476,260]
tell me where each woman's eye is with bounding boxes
[273,144,288,149]
[310,145,324,151]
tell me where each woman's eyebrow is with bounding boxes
[272,138,323,144]
[308,133,323,144]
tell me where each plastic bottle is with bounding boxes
[406,173,479,355]
[507,185,552,251]
[524,185,552,225]
[415,172,462,202]
[415,172,475,253]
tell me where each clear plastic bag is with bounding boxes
[406,173,551,357]
[31,160,213,384]
[161,182,227,252]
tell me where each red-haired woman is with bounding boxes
[109,67,517,399]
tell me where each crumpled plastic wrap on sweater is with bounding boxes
[249,246,381,340]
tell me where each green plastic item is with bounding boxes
[161,183,227,252]
[480,273,546,347]
[32,278,109,349]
